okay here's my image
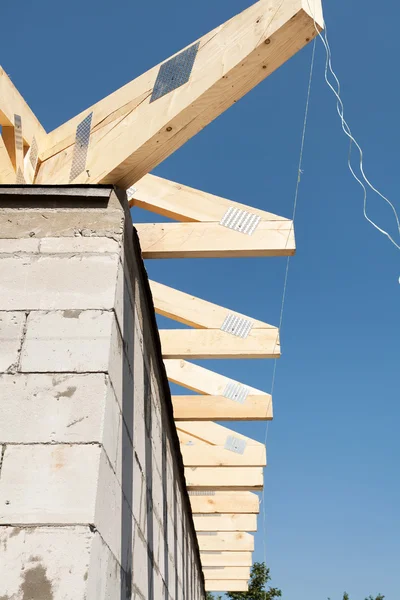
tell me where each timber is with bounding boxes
[193,514,257,532]
[190,492,260,514]
[180,442,267,467]
[177,421,264,447]
[200,552,253,567]
[197,532,254,552]
[0,135,16,183]
[205,581,249,592]
[36,0,323,186]
[173,395,273,421]
[203,567,251,580]
[185,467,263,491]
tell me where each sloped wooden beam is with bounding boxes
[205,580,249,592]
[177,421,264,448]
[197,532,254,552]
[130,173,289,222]
[185,467,263,491]
[36,0,323,186]
[165,359,267,397]
[173,394,272,421]
[150,280,276,330]
[190,492,260,514]
[0,135,16,183]
[203,567,251,580]
[180,440,266,467]
[200,551,253,567]
[194,514,257,532]
[136,221,295,259]
[160,328,280,359]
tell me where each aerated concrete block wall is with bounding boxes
[0,186,204,600]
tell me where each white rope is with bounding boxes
[261,37,317,590]
[306,0,400,251]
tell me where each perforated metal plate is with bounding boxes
[223,382,250,404]
[14,114,23,152]
[188,490,216,496]
[220,206,261,235]
[16,168,26,184]
[126,186,137,202]
[196,532,218,536]
[221,313,253,338]
[196,513,220,518]
[201,551,223,555]
[224,435,247,455]
[150,42,200,103]
[29,137,39,170]
[69,112,93,182]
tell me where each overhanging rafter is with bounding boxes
[190,492,260,514]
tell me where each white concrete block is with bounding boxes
[40,237,120,254]
[0,444,101,524]
[0,311,25,372]
[0,373,107,443]
[0,255,119,310]
[133,525,149,599]
[20,310,115,372]
[0,238,39,253]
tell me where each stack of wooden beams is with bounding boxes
[0,0,323,591]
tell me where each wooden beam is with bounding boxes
[190,492,260,514]
[160,329,280,359]
[185,467,263,491]
[173,395,272,421]
[150,280,276,330]
[177,421,264,448]
[0,66,46,148]
[205,580,249,592]
[181,441,266,467]
[165,359,266,396]
[193,514,257,532]
[137,221,295,259]
[130,173,289,222]
[36,0,323,186]
[197,532,254,552]
[203,567,251,580]
[200,551,253,567]
[0,135,16,183]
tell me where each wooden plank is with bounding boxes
[150,279,276,330]
[0,134,16,183]
[36,0,323,186]
[130,173,288,222]
[160,329,280,359]
[185,467,263,491]
[173,395,272,421]
[200,551,253,567]
[190,492,260,514]
[205,580,249,592]
[137,221,295,259]
[193,514,257,532]
[197,532,254,552]
[177,421,264,448]
[0,66,46,148]
[181,442,266,467]
[165,359,266,396]
[203,567,251,580]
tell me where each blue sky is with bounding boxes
[2,0,399,598]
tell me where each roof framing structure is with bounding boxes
[0,0,323,592]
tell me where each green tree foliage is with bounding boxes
[225,562,282,600]
[329,593,385,600]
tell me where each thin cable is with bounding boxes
[261,38,317,590]
[306,0,400,251]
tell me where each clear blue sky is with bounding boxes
[2,0,399,598]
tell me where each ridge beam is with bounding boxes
[36,0,323,186]
[130,173,289,222]
[136,221,295,259]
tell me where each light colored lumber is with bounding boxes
[200,551,253,567]
[130,173,288,222]
[193,514,257,532]
[160,328,280,359]
[185,467,263,491]
[0,66,46,148]
[181,442,266,467]
[197,532,254,552]
[203,567,251,580]
[173,394,272,421]
[177,421,264,448]
[165,359,266,396]
[137,221,295,259]
[190,492,260,514]
[205,580,249,592]
[0,134,16,183]
[36,0,323,186]
[150,279,276,330]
